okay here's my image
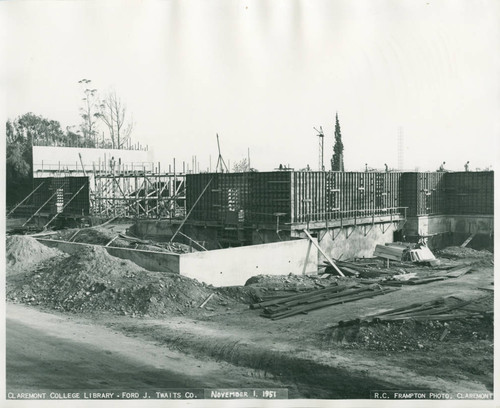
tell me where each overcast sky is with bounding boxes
[1,0,499,172]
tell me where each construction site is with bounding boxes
[5,142,494,400]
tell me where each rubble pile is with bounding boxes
[6,235,66,275]
[6,246,220,316]
[324,294,493,352]
[437,246,493,261]
[328,317,492,352]
[245,273,340,291]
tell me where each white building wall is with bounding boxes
[32,146,154,175]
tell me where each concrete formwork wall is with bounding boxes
[444,172,494,215]
[186,171,406,227]
[179,239,318,287]
[32,177,90,216]
[315,222,399,261]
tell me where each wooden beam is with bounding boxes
[170,178,213,243]
[105,235,119,247]
[22,191,58,227]
[461,233,476,247]
[7,181,46,216]
[303,229,345,277]
[177,231,208,251]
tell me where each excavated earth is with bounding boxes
[5,234,494,399]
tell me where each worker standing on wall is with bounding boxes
[464,161,470,172]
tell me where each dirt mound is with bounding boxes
[6,246,221,316]
[323,295,493,352]
[438,246,493,260]
[6,235,65,275]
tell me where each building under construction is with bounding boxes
[10,166,492,246]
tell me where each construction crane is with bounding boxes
[313,126,325,171]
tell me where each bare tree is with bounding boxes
[99,90,134,149]
[232,158,251,172]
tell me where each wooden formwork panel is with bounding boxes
[33,177,90,216]
[291,171,326,223]
[186,173,220,222]
[186,173,251,223]
[384,172,402,210]
[444,171,493,215]
[400,172,418,216]
[248,172,292,224]
[186,170,494,226]
[417,172,446,215]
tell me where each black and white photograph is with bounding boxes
[1,0,497,405]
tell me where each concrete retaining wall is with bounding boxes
[37,239,180,273]
[314,222,398,261]
[405,214,493,237]
[403,214,494,249]
[179,239,318,287]
[37,237,318,287]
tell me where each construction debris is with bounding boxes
[47,226,194,254]
[321,293,493,352]
[374,242,437,264]
[253,284,399,320]
[437,246,493,261]
[373,243,409,261]
[332,295,491,328]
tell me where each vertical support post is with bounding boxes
[173,158,177,220]
[144,166,149,215]
[157,162,161,218]
[135,173,139,216]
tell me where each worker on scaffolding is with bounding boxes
[464,161,470,172]
[438,161,446,172]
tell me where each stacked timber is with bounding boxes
[373,243,410,261]
[251,284,399,320]
[382,264,473,286]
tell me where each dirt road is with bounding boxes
[6,303,299,399]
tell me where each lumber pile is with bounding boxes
[382,264,473,286]
[333,295,488,328]
[322,259,394,278]
[373,243,409,261]
[373,242,438,264]
[251,284,399,320]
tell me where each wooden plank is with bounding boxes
[461,233,476,247]
[199,293,214,308]
[303,229,345,277]
[251,283,356,309]
[266,287,398,320]
[104,235,119,247]
[262,285,375,314]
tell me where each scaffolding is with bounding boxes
[91,172,186,218]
